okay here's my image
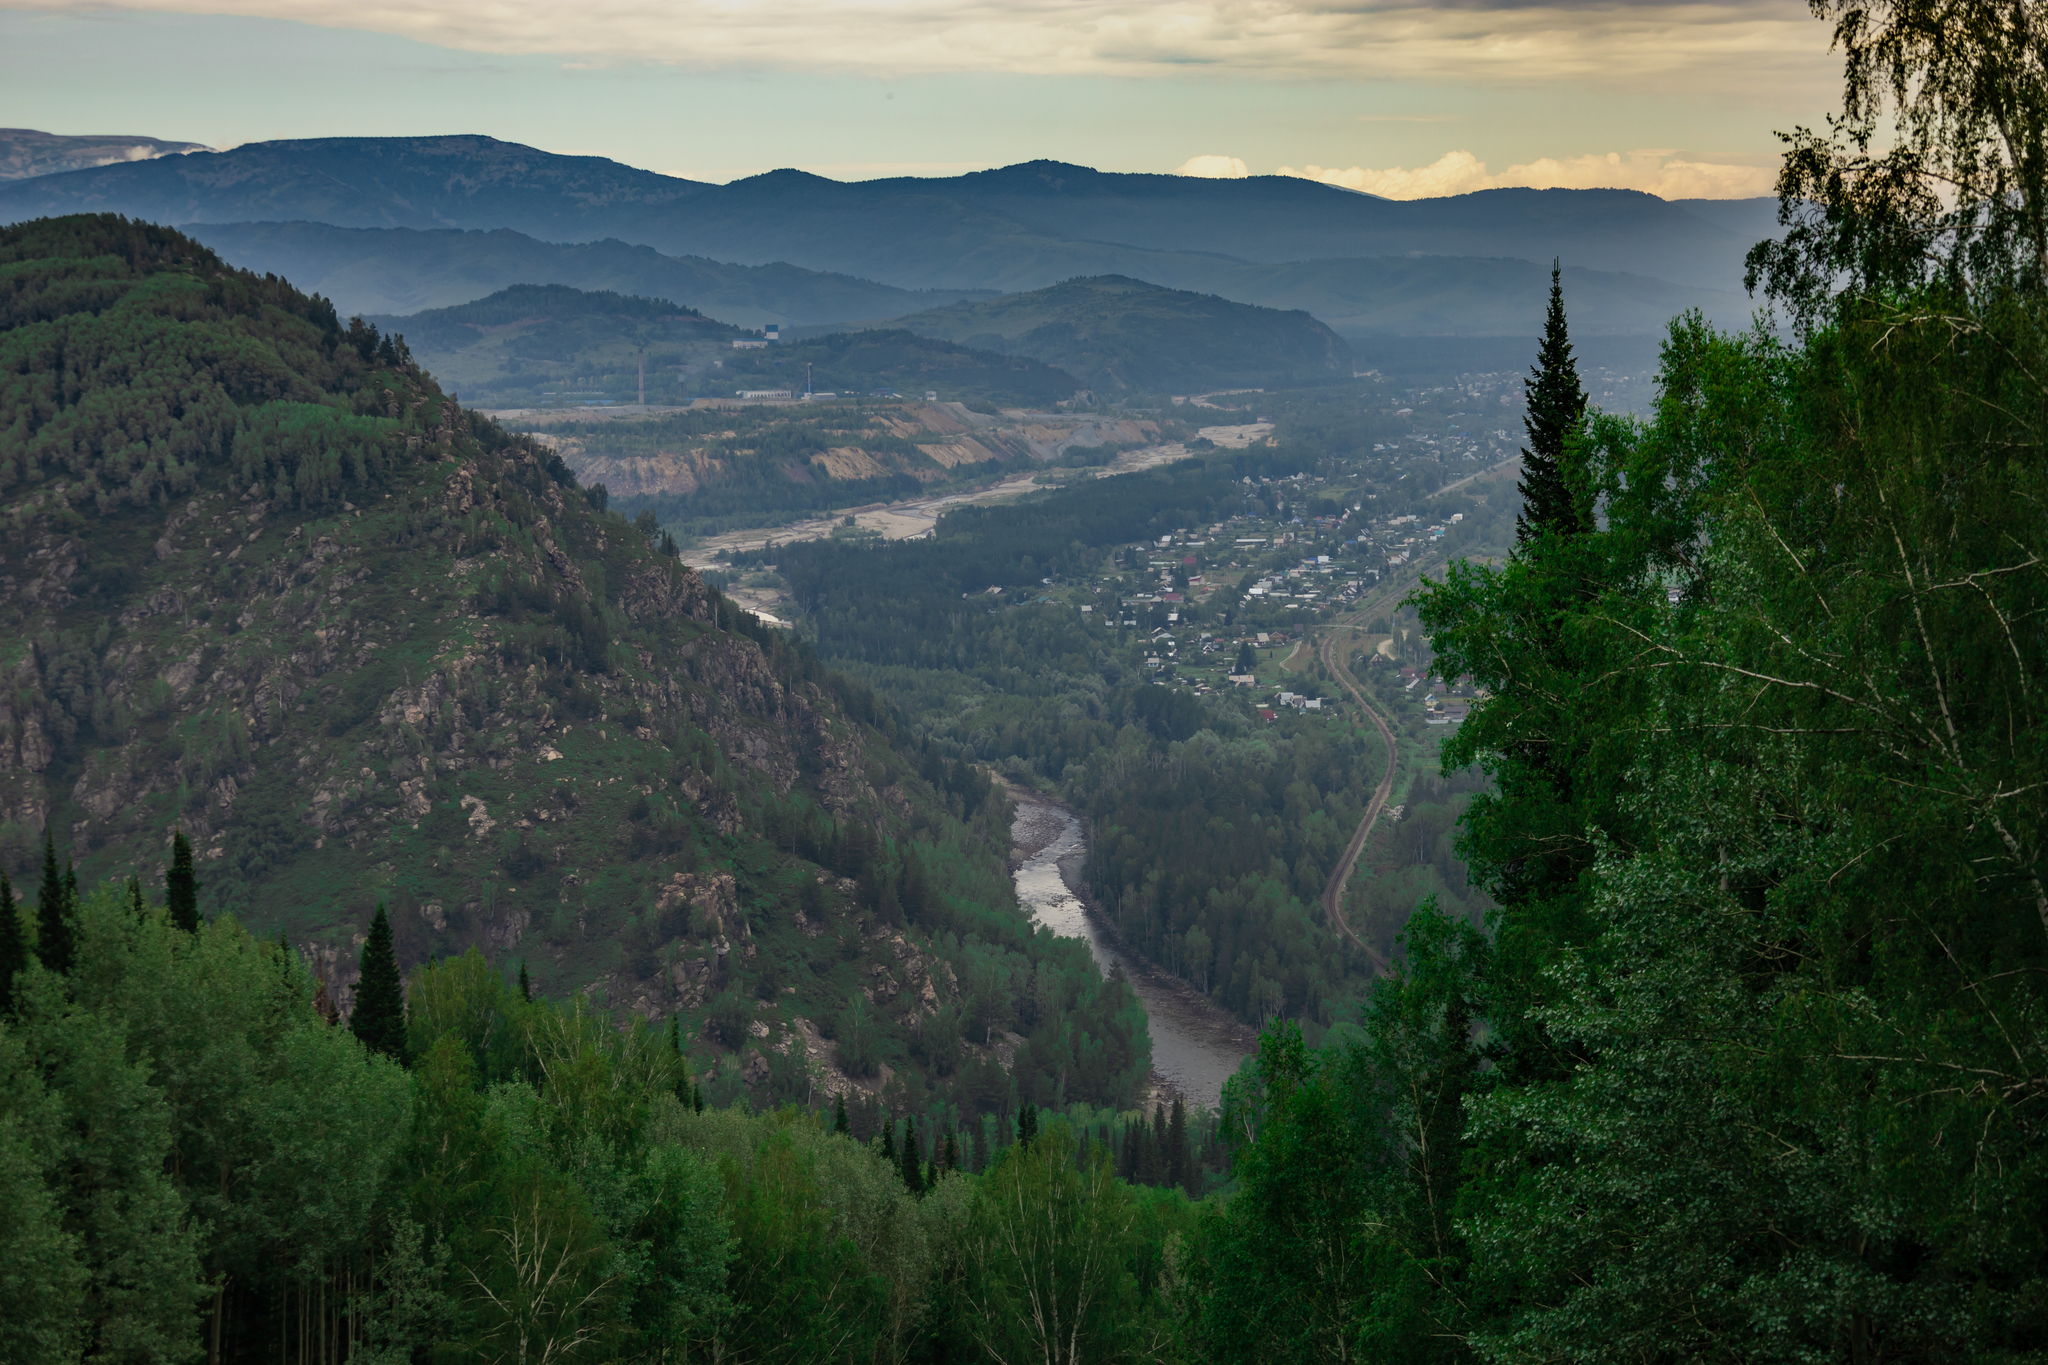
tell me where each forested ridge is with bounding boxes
[0,211,1151,1129]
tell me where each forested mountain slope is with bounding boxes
[0,215,1147,1113]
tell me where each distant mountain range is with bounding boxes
[0,127,209,182]
[191,220,994,324]
[0,135,1780,347]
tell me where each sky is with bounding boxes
[0,0,1845,197]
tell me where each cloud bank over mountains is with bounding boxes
[1277,149,1778,199]
[1172,147,1775,198]
[24,0,1832,95]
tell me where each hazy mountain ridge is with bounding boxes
[187,220,999,324]
[0,127,211,182]
[369,284,1083,407]
[888,274,1353,391]
[0,136,1778,333]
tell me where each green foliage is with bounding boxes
[957,1122,1176,1364]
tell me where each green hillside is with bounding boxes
[892,274,1353,392]
[0,215,1147,1113]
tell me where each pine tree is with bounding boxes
[1168,1096,1190,1192]
[900,1120,925,1194]
[517,959,532,1002]
[943,1128,960,1172]
[126,876,145,918]
[1151,1102,1170,1185]
[350,904,408,1064]
[833,1091,851,1136]
[670,1015,692,1104]
[881,1117,897,1166]
[35,831,74,975]
[0,870,25,1016]
[165,829,199,933]
[1515,263,1590,546]
[1017,1101,1038,1150]
[692,1083,704,1114]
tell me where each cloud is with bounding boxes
[1175,154,1249,178]
[1280,148,1778,199]
[7,0,1836,95]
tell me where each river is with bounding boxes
[1009,794,1257,1113]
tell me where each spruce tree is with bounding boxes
[1516,263,1590,546]
[1168,1096,1190,1191]
[350,904,408,1064]
[900,1120,925,1194]
[517,959,532,1002]
[165,829,199,933]
[127,875,144,918]
[36,831,74,975]
[0,870,25,1016]
[1017,1101,1038,1150]
[669,1015,692,1104]
[833,1091,851,1136]
[692,1083,704,1114]
[881,1117,897,1165]
[1151,1102,1170,1184]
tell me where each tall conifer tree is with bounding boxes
[165,830,199,933]
[0,870,25,1015]
[1167,1096,1190,1191]
[900,1119,925,1194]
[517,959,532,1001]
[833,1091,851,1136]
[36,831,74,975]
[127,876,145,918]
[1515,264,1590,545]
[350,904,408,1064]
